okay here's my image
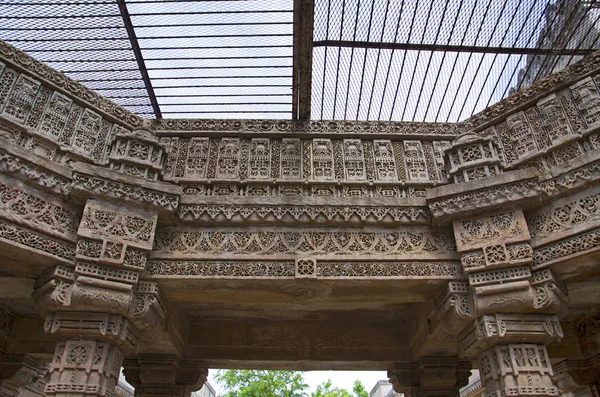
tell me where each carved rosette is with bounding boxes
[123,355,208,397]
[388,358,471,397]
[445,132,503,184]
[109,128,165,181]
[45,340,123,397]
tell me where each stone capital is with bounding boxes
[552,355,600,393]
[0,354,47,397]
[123,355,208,397]
[388,357,471,397]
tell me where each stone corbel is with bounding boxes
[553,355,600,393]
[388,358,471,397]
[530,269,569,316]
[0,354,47,397]
[430,281,474,335]
[123,355,208,397]
[32,265,75,314]
[129,281,168,332]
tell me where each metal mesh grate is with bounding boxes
[2,0,598,120]
[312,0,600,122]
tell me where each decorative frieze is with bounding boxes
[109,128,165,181]
[177,203,430,225]
[454,210,530,252]
[145,260,463,279]
[0,354,47,397]
[388,358,471,397]
[533,226,600,269]
[151,227,457,258]
[0,40,142,128]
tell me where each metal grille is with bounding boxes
[312,0,600,122]
[1,0,598,121]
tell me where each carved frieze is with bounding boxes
[0,354,47,397]
[454,210,530,252]
[388,358,471,397]
[151,227,457,259]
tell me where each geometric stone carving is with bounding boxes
[459,314,563,357]
[388,357,471,397]
[453,210,530,253]
[444,132,502,184]
[109,128,165,181]
[123,355,208,397]
[43,311,139,354]
[478,344,558,397]
[45,340,123,397]
[0,354,46,397]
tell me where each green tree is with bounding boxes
[352,380,368,397]
[312,380,353,397]
[215,370,309,397]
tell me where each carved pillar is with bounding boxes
[427,132,568,397]
[388,358,471,397]
[0,354,47,397]
[552,313,600,397]
[31,128,178,397]
[123,355,207,397]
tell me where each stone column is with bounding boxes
[427,132,568,397]
[32,128,179,397]
[388,358,471,397]
[123,355,207,397]
[552,313,600,397]
[0,354,47,397]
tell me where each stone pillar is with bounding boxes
[427,132,569,397]
[388,358,471,397]
[0,354,47,397]
[123,355,207,397]
[31,128,178,397]
[552,313,600,397]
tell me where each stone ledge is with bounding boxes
[426,169,541,225]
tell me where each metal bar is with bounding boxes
[355,0,376,120]
[78,76,292,82]
[459,0,514,120]
[319,0,332,119]
[513,0,576,91]
[377,0,404,120]
[434,0,487,121]
[445,0,494,122]
[484,0,542,108]
[0,22,292,31]
[389,0,418,120]
[160,111,292,114]
[366,0,391,120]
[117,0,162,119]
[26,45,294,52]
[158,103,291,106]
[59,66,292,73]
[158,94,293,97]
[401,0,435,121]
[152,84,291,88]
[422,0,463,121]
[313,40,595,56]
[130,10,292,16]
[11,34,293,42]
[332,0,347,119]
[411,0,451,121]
[343,0,362,120]
[292,0,315,120]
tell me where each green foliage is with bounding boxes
[312,379,353,397]
[215,370,369,397]
[352,380,368,397]
[215,370,309,397]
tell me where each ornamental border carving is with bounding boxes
[0,40,143,129]
[145,260,464,279]
[177,203,430,225]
